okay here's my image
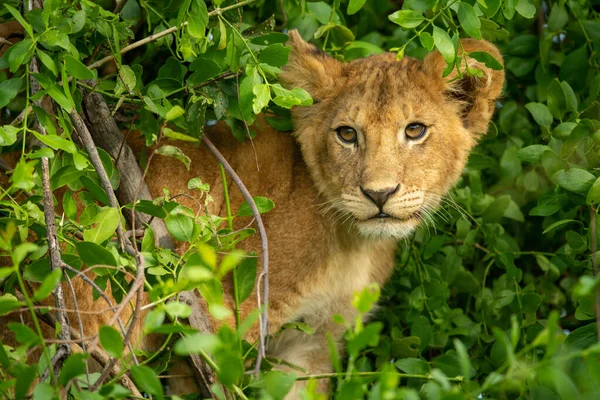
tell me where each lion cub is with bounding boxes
[146,31,504,395]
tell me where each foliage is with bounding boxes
[0,0,599,399]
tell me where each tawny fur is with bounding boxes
[0,30,504,398]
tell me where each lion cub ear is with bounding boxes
[280,30,342,100]
[424,39,505,136]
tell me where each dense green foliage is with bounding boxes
[1,0,600,399]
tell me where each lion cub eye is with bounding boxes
[336,126,358,145]
[405,123,427,140]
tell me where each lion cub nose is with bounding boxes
[360,185,400,210]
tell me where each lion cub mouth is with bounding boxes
[368,210,420,221]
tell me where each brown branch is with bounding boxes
[69,110,127,252]
[87,0,260,71]
[81,89,174,249]
[201,135,269,376]
[28,27,72,378]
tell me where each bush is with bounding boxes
[0,0,599,399]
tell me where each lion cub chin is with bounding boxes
[148,30,504,397]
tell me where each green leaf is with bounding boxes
[530,195,562,217]
[32,383,55,400]
[561,81,578,112]
[454,339,474,379]
[518,145,549,163]
[395,358,430,374]
[165,214,194,242]
[0,77,23,109]
[114,65,137,95]
[233,256,257,303]
[8,322,40,346]
[469,51,503,70]
[64,55,95,80]
[59,354,85,385]
[15,364,37,400]
[83,207,120,244]
[548,4,568,31]
[0,293,23,316]
[39,29,71,51]
[525,103,553,129]
[587,177,600,205]
[552,168,596,195]
[542,219,581,234]
[32,131,77,154]
[252,83,271,114]
[165,105,185,121]
[187,0,208,39]
[547,79,567,119]
[432,26,455,64]
[0,125,19,146]
[236,196,275,216]
[564,323,597,351]
[259,44,291,67]
[156,145,190,170]
[4,4,34,37]
[347,0,367,15]
[388,10,425,29]
[419,32,434,51]
[36,49,58,76]
[174,333,221,355]
[130,365,164,397]
[164,301,192,319]
[99,326,124,359]
[271,84,312,108]
[75,241,118,267]
[33,269,62,301]
[124,200,167,218]
[515,0,536,18]
[187,58,222,85]
[458,3,482,39]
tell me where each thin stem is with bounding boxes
[295,371,465,382]
[590,207,600,342]
[220,163,241,330]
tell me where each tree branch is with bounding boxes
[69,110,127,252]
[201,135,269,375]
[28,22,71,378]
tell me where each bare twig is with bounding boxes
[61,262,137,359]
[201,135,269,375]
[28,23,72,378]
[69,110,127,252]
[87,0,259,71]
[10,291,142,396]
[590,207,600,341]
[64,272,91,386]
[10,106,30,127]
[90,251,145,390]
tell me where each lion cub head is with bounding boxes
[281,30,504,239]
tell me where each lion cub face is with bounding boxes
[282,31,504,239]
